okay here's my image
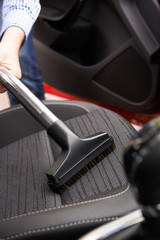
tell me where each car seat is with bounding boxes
[0,100,138,239]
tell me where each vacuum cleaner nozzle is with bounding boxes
[47,119,115,193]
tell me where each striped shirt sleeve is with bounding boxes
[0,0,41,38]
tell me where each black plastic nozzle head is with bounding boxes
[47,120,115,193]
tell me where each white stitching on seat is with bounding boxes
[4,217,118,240]
[0,184,129,223]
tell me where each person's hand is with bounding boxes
[0,42,21,93]
[0,27,25,93]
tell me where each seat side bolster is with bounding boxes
[0,186,138,240]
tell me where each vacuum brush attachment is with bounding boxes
[47,120,115,192]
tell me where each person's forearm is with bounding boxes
[0,0,41,39]
[0,0,41,94]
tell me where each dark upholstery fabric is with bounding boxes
[60,108,135,204]
[0,130,61,220]
[0,108,136,220]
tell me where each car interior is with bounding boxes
[0,0,160,239]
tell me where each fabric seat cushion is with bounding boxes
[0,107,136,221]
